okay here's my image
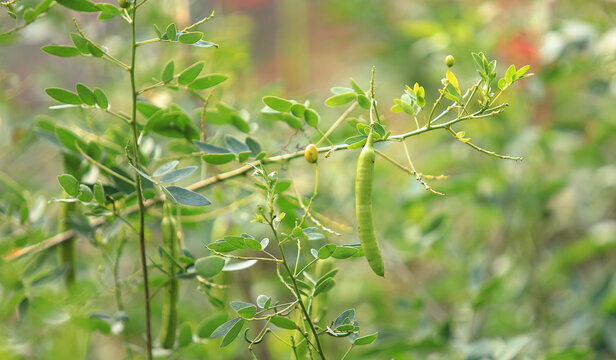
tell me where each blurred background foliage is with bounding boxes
[1,0,616,359]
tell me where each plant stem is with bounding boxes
[271,226,326,360]
[341,344,354,360]
[128,5,153,359]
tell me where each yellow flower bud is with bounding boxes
[304,144,318,164]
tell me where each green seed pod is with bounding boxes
[118,0,129,8]
[304,144,318,164]
[160,203,179,349]
[445,55,455,68]
[354,130,384,276]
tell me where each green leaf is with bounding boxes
[178,32,203,44]
[256,295,270,309]
[345,135,367,149]
[45,88,82,105]
[332,246,359,259]
[224,235,247,249]
[245,137,261,157]
[221,319,244,347]
[195,256,225,278]
[224,135,250,154]
[357,94,371,110]
[316,269,338,288]
[162,60,175,82]
[230,301,257,319]
[75,83,95,106]
[178,62,205,85]
[189,74,228,90]
[41,45,80,57]
[244,238,262,251]
[194,141,231,154]
[373,123,385,138]
[304,108,320,127]
[274,179,291,194]
[153,160,179,177]
[58,174,79,196]
[70,33,90,54]
[505,64,516,83]
[330,87,354,94]
[178,323,192,347]
[515,65,530,78]
[222,260,257,271]
[334,309,355,328]
[498,78,507,90]
[55,126,87,152]
[145,110,199,140]
[230,113,250,133]
[400,99,414,115]
[93,88,108,109]
[349,78,364,94]
[165,186,211,206]
[159,166,196,184]
[203,153,236,165]
[194,141,236,164]
[262,96,293,112]
[197,313,228,338]
[325,92,356,107]
[87,42,104,57]
[290,103,306,117]
[93,181,105,204]
[210,317,241,339]
[191,40,217,48]
[77,184,93,202]
[314,278,335,297]
[96,3,120,16]
[56,0,99,12]
[270,315,297,330]
[165,23,177,42]
[23,8,35,23]
[317,244,336,259]
[354,332,378,345]
[207,240,237,253]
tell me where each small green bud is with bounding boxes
[445,55,455,68]
[118,0,129,8]
[304,144,318,164]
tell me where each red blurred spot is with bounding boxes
[497,31,539,70]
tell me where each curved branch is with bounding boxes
[3,103,508,260]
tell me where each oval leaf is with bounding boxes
[46,88,82,105]
[178,32,203,44]
[325,92,356,107]
[262,96,293,112]
[178,62,205,85]
[159,166,197,184]
[354,332,378,345]
[58,174,79,196]
[195,256,225,278]
[165,186,211,206]
[270,315,297,330]
[41,45,80,57]
[189,75,228,90]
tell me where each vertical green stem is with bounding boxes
[271,227,326,360]
[57,199,75,286]
[129,5,153,359]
